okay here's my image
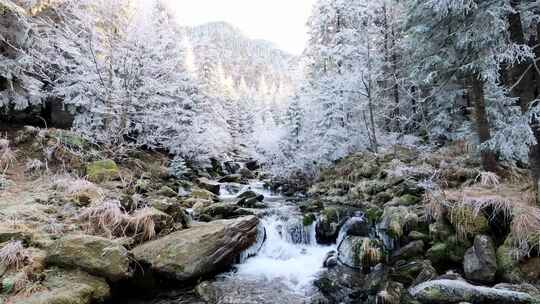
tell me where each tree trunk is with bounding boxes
[530,22,540,204]
[507,0,537,112]
[470,76,498,172]
[507,1,540,203]
[535,22,540,94]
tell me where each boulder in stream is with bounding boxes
[197,177,220,195]
[409,279,539,304]
[131,216,259,281]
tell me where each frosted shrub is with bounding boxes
[168,156,190,179]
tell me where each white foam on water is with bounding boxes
[232,214,334,294]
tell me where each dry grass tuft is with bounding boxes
[446,183,540,255]
[475,171,500,187]
[510,205,540,255]
[53,175,104,204]
[0,241,29,270]
[358,238,383,269]
[78,201,129,238]
[0,141,16,172]
[77,201,158,241]
[423,189,448,221]
[446,185,519,221]
[129,207,157,242]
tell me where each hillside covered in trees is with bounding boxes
[1,0,540,303]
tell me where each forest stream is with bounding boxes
[127,180,340,304]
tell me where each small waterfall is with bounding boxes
[283,217,317,245]
[233,213,334,293]
[239,223,266,263]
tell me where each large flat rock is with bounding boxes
[46,234,132,282]
[12,268,110,304]
[409,279,539,304]
[131,216,259,281]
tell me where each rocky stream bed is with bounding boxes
[1,127,540,304]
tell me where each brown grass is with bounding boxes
[129,207,157,242]
[77,201,157,242]
[0,241,29,270]
[445,183,540,255]
[475,171,500,187]
[78,201,129,238]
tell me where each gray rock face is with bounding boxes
[197,177,220,195]
[11,268,110,304]
[131,216,259,281]
[46,234,132,282]
[390,240,425,263]
[409,279,538,304]
[463,235,497,283]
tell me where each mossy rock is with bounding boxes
[303,213,317,226]
[378,206,419,239]
[373,191,393,204]
[86,160,119,183]
[448,205,489,238]
[426,236,470,266]
[10,268,110,304]
[46,234,131,281]
[496,239,525,283]
[366,206,384,223]
[191,188,218,201]
[398,194,421,206]
[357,163,380,179]
[426,242,448,265]
[157,186,177,198]
[338,236,384,269]
[429,220,454,242]
[135,179,152,193]
[299,200,324,213]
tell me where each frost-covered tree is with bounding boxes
[0,1,44,110]
[403,0,533,172]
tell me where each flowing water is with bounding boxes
[209,181,335,303]
[132,181,343,304]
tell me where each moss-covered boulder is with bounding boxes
[378,206,419,239]
[10,268,110,304]
[199,203,253,220]
[391,259,437,286]
[398,194,421,206]
[428,220,453,242]
[197,178,220,195]
[338,236,384,270]
[316,207,350,244]
[131,216,259,281]
[156,186,177,198]
[191,188,218,201]
[147,198,189,228]
[409,279,539,304]
[496,239,525,283]
[426,236,470,266]
[46,234,131,282]
[86,160,119,183]
[448,205,489,238]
